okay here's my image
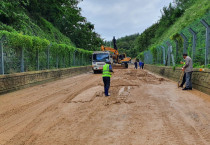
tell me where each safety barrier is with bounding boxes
[0,66,92,94]
[145,64,210,95]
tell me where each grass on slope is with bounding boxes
[0,7,73,46]
[155,0,210,45]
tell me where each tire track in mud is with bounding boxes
[152,85,209,145]
[122,70,210,145]
[0,92,67,143]
[150,87,187,145]
[1,68,210,145]
[0,74,92,120]
[31,95,108,144]
[0,81,91,126]
[170,89,210,144]
[0,73,101,145]
[0,73,89,106]
[29,69,141,144]
[5,111,65,145]
[62,75,102,103]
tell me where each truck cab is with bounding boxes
[92,51,113,74]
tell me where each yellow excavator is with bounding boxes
[101,45,131,68]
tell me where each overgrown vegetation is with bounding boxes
[0,30,92,73]
[135,0,209,53]
[113,0,209,68]
[104,34,139,57]
[0,0,103,51]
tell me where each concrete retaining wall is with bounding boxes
[0,66,92,94]
[145,65,210,95]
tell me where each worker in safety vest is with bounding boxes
[102,60,113,96]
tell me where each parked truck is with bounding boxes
[92,51,113,74]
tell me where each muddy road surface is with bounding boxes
[0,68,210,145]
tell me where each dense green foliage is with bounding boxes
[135,0,199,55]
[112,0,209,68]
[104,0,200,58]
[0,30,92,73]
[104,34,139,57]
[116,34,139,58]
[0,0,103,50]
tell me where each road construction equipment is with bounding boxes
[92,51,113,74]
[101,45,131,69]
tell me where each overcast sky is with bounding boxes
[78,0,174,41]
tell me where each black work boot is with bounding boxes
[182,87,190,90]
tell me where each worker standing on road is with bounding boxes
[102,60,113,96]
[182,54,193,90]
[141,62,144,69]
[139,61,142,69]
[134,61,138,69]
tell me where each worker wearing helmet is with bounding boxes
[102,60,113,96]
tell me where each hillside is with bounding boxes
[135,0,210,67]
[0,1,103,50]
[0,1,103,74]
[104,34,139,58]
[113,0,209,67]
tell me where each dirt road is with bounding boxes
[0,68,210,145]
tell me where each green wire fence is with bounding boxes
[0,31,92,75]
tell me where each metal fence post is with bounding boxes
[161,46,166,65]
[82,54,84,66]
[0,35,6,75]
[47,43,51,69]
[166,41,175,66]
[69,51,71,67]
[84,54,85,66]
[180,33,188,54]
[20,48,24,72]
[0,41,3,74]
[189,28,197,65]
[143,52,147,64]
[78,52,81,66]
[36,49,39,71]
[63,55,65,68]
[156,47,158,64]
[73,51,76,66]
[158,47,161,64]
[175,40,179,63]
[166,42,171,66]
[47,47,49,69]
[201,19,210,67]
[79,53,81,66]
[85,54,86,65]
[56,54,59,69]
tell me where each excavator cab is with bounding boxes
[119,54,126,60]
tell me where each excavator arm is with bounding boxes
[101,45,119,55]
[101,45,131,68]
